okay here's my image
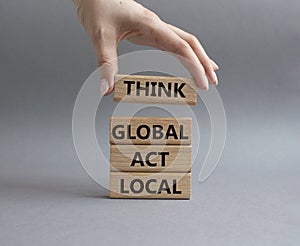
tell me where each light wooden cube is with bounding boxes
[114,74,197,105]
[110,172,191,199]
[110,116,192,145]
[110,145,191,173]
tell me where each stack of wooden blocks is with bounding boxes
[109,74,197,199]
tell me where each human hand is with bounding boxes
[72,0,219,95]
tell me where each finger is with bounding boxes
[168,24,218,85]
[94,38,118,96]
[144,21,209,90]
[211,59,219,70]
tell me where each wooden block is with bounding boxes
[110,145,191,173]
[110,172,191,199]
[114,74,197,105]
[110,116,192,145]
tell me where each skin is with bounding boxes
[72,0,219,95]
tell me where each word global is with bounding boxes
[112,124,189,140]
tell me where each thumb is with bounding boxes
[94,39,118,96]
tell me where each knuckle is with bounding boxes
[98,58,113,67]
[143,9,160,22]
[91,27,115,44]
[139,9,161,29]
[174,40,190,54]
[202,57,212,68]
[188,34,198,45]
[91,28,105,44]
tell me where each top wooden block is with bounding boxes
[114,74,197,105]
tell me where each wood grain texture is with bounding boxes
[110,116,192,145]
[110,172,191,199]
[114,74,197,105]
[110,145,191,173]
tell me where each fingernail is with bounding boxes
[211,60,219,70]
[212,72,219,85]
[100,79,109,95]
[203,76,209,90]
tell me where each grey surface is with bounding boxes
[0,0,300,245]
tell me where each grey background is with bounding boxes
[0,0,299,245]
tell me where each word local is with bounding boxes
[123,80,186,98]
[112,124,189,140]
[120,178,182,194]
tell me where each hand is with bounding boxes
[72,0,219,95]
